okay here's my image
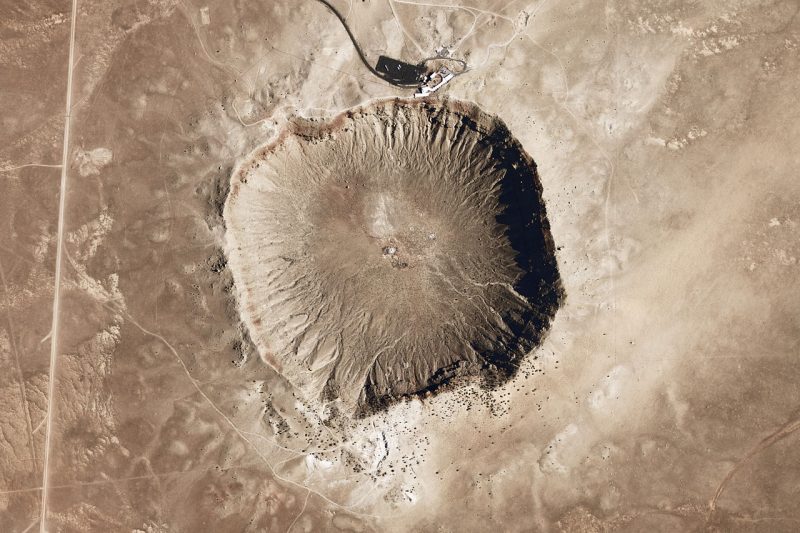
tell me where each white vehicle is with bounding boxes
[414,67,455,98]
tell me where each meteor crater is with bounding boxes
[224,98,563,416]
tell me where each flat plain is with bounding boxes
[1,0,799,531]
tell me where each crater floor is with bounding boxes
[224,99,563,415]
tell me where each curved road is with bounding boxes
[313,0,422,88]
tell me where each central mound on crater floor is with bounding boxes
[224,98,563,416]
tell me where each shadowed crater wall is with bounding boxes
[224,98,564,416]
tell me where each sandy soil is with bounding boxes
[1,0,800,531]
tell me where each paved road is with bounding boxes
[313,0,421,88]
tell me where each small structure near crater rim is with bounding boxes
[223,98,564,417]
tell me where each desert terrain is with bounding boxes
[1,0,799,531]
